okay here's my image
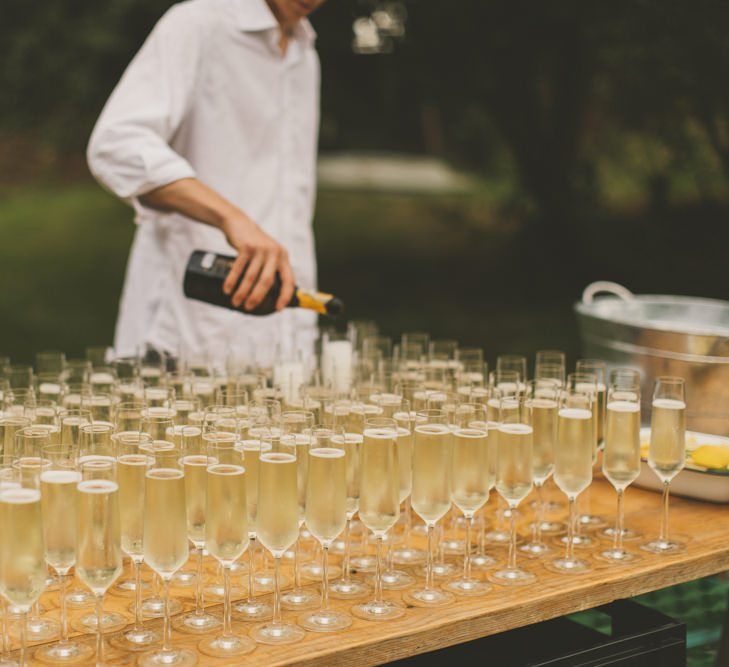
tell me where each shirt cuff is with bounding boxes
[129,160,197,222]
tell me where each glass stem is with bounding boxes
[404,498,412,546]
[321,545,330,611]
[386,531,395,573]
[95,594,104,664]
[1,598,8,657]
[223,565,232,637]
[463,514,473,579]
[614,488,625,552]
[133,558,143,630]
[195,547,205,615]
[374,535,384,605]
[660,481,670,542]
[342,517,352,584]
[566,496,576,561]
[162,578,172,652]
[272,556,282,626]
[59,572,69,644]
[247,538,256,603]
[19,611,27,667]
[507,504,517,570]
[425,523,435,591]
[293,537,301,589]
[535,482,545,544]
[477,509,486,555]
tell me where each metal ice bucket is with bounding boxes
[575,281,729,436]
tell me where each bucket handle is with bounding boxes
[582,281,635,305]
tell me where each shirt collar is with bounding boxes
[236,0,317,44]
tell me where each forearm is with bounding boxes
[139,177,238,231]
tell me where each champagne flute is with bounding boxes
[328,428,372,600]
[115,401,145,433]
[232,437,274,621]
[0,485,46,667]
[140,407,176,442]
[489,396,536,586]
[351,417,403,621]
[172,427,222,634]
[520,381,559,558]
[445,404,492,596]
[298,433,351,631]
[109,434,161,651]
[575,359,608,530]
[0,456,19,667]
[58,409,91,449]
[76,458,123,666]
[378,400,418,588]
[11,454,59,642]
[198,442,255,657]
[79,421,114,458]
[597,378,642,563]
[547,384,594,574]
[138,445,196,667]
[280,411,319,611]
[0,415,31,458]
[252,427,306,645]
[403,409,455,607]
[555,372,599,550]
[35,351,66,378]
[35,445,93,663]
[641,377,687,555]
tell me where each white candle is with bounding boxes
[322,340,353,393]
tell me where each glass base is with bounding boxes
[484,529,511,545]
[329,578,372,600]
[329,539,347,555]
[351,599,405,621]
[138,647,198,666]
[530,498,563,513]
[601,526,642,541]
[172,610,221,634]
[251,621,306,645]
[418,561,457,579]
[469,552,500,569]
[300,563,341,582]
[109,625,162,651]
[113,577,151,597]
[529,520,567,536]
[578,513,607,529]
[519,540,553,558]
[254,571,285,591]
[443,577,491,597]
[232,598,273,621]
[556,533,595,549]
[488,567,537,586]
[442,539,466,555]
[376,569,415,590]
[298,609,353,632]
[348,555,377,573]
[595,548,641,564]
[391,546,427,566]
[640,538,686,555]
[546,556,592,574]
[74,611,128,634]
[171,570,197,587]
[25,616,60,642]
[281,587,319,611]
[34,639,94,663]
[411,523,428,536]
[134,596,183,619]
[402,586,455,608]
[198,632,256,658]
[65,588,95,608]
[203,583,246,601]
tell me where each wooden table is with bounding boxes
[12,479,729,665]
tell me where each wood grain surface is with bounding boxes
[8,478,729,666]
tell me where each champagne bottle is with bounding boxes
[183,250,343,317]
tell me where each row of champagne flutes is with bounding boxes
[0,334,688,665]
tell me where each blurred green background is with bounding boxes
[2,0,729,366]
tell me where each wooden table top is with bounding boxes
[12,478,729,666]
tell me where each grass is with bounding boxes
[0,180,582,364]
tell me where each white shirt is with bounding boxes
[87,0,320,368]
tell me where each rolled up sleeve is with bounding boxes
[87,5,204,207]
